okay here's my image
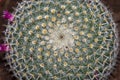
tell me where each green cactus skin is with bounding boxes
[4,0,118,80]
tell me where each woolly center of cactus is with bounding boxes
[49,26,75,50]
[59,34,64,39]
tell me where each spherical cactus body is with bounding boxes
[5,0,118,80]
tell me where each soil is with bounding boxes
[0,0,120,80]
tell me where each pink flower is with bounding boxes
[3,10,14,21]
[0,44,10,52]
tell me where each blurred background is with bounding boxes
[0,0,120,80]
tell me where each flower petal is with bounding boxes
[2,10,14,21]
[0,44,10,52]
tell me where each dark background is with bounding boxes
[0,0,120,80]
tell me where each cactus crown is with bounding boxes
[5,0,117,80]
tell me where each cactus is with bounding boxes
[4,0,117,80]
